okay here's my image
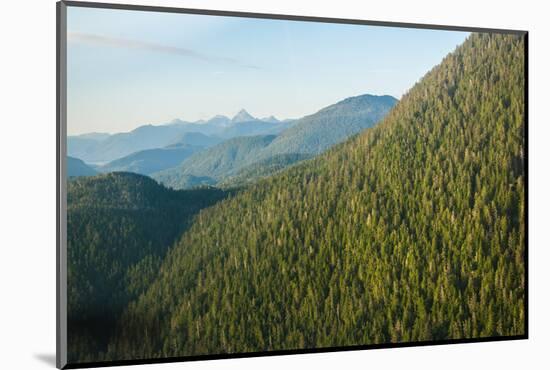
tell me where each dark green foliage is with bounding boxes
[104,33,525,360]
[161,174,217,189]
[67,156,98,177]
[220,153,314,188]
[67,172,231,362]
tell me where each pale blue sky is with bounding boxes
[67,6,469,135]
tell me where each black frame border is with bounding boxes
[56,1,529,369]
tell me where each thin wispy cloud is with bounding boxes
[68,32,260,69]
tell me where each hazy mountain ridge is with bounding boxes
[68,110,292,164]
[98,145,203,175]
[166,132,222,148]
[154,94,397,189]
[67,156,98,177]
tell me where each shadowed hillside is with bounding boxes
[67,173,232,362]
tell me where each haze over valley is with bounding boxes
[68,94,397,189]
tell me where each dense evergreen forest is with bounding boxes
[257,94,397,160]
[81,32,525,361]
[67,32,525,363]
[220,153,314,188]
[153,135,278,188]
[67,173,231,362]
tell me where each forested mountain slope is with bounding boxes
[257,94,397,160]
[67,173,231,362]
[105,33,525,360]
[152,135,277,188]
[219,153,314,188]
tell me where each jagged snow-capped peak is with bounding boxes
[231,109,256,123]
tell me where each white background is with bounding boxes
[1,0,548,369]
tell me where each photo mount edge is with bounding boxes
[56,1,529,368]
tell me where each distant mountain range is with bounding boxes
[68,110,293,163]
[153,94,397,189]
[97,145,201,176]
[68,95,396,186]
[92,132,221,175]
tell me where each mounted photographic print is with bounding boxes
[56,1,528,368]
